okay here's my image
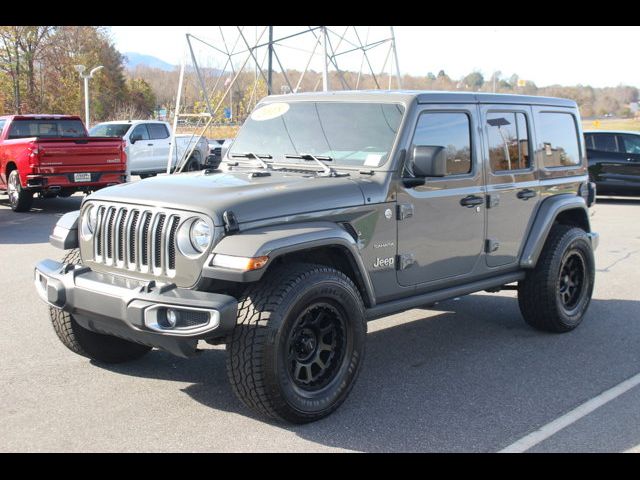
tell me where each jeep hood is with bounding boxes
[87,170,366,225]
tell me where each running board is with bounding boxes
[365,272,525,321]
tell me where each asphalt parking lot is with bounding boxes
[1,192,639,452]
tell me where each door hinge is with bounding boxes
[485,238,500,253]
[397,203,414,220]
[487,194,500,208]
[397,253,416,270]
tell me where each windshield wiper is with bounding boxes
[284,153,337,176]
[230,152,272,169]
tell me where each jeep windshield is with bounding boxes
[229,101,405,169]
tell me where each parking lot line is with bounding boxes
[499,371,640,453]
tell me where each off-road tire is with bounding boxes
[49,249,151,363]
[185,154,201,172]
[518,225,595,333]
[226,263,367,423]
[7,169,33,212]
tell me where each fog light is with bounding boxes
[166,309,178,328]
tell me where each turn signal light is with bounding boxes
[211,254,269,271]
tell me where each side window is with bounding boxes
[591,133,619,153]
[130,124,150,141]
[619,134,640,155]
[411,112,472,175]
[486,112,530,172]
[538,112,581,167]
[147,123,170,140]
[0,119,5,137]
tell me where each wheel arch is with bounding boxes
[520,194,591,269]
[203,221,376,307]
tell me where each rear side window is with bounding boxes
[486,112,530,171]
[590,133,619,152]
[147,123,169,140]
[0,119,5,136]
[8,119,86,139]
[619,134,640,154]
[538,112,581,167]
[412,112,472,175]
[130,124,150,141]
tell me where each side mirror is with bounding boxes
[130,133,142,144]
[411,145,447,177]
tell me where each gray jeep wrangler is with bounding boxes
[35,91,598,423]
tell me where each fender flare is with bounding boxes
[520,195,590,269]
[49,210,80,250]
[202,221,376,306]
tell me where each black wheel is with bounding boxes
[7,169,33,212]
[518,225,595,332]
[226,263,366,423]
[185,154,201,172]
[49,249,151,363]
[139,173,156,179]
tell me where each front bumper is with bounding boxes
[34,259,238,357]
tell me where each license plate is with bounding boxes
[74,173,92,182]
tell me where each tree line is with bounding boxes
[1,28,637,123]
[0,26,156,121]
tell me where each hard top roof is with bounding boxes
[263,90,576,108]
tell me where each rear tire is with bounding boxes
[49,249,151,363]
[226,263,366,423]
[7,169,33,212]
[518,225,595,332]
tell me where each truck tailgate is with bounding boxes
[37,137,123,167]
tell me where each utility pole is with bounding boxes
[74,65,104,128]
[390,26,402,89]
[321,26,329,92]
[267,26,273,95]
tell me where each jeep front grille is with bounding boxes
[93,205,180,277]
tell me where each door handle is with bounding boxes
[517,189,537,200]
[460,195,484,207]
[147,143,154,146]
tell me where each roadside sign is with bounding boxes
[517,79,526,87]
[593,120,601,128]
[224,108,232,119]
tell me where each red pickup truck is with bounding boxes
[0,114,126,212]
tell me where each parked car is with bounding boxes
[37,91,598,423]
[0,114,126,212]
[89,120,209,178]
[585,130,640,195]
[204,138,233,170]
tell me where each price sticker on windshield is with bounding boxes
[251,102,290,121]
[364,154,383,167]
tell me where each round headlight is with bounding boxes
[190,219,211,253]
[81,205,98,238]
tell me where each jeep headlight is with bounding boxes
[81,205,98,239]
[190,219,212,253]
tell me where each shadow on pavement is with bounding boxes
[0,195,82,244]
[98,294,640,452]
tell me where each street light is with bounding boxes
[74,64,103,129]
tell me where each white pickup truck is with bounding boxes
[89,120,209,178]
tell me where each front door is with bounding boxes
[397,106,486,287]
[480,105,539,268]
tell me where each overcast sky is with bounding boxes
[109,26,639,88]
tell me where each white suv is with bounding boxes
[89,120,209,178]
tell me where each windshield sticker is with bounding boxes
[364,153,383,167]
[251,102,290,121]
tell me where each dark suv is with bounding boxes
[585,130,640,195]
[36,91,598,423]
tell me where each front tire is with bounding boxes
[226,263,366,423]
[49,249,151,363]
[7,169,33,212]
[518,225,595,332]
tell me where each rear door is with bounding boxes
[147,123,171,171]
[480,105,539,268]
[585,132,627,186]
[616,133,640,186]
[0,119,6,188]
[127,124,153,173]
